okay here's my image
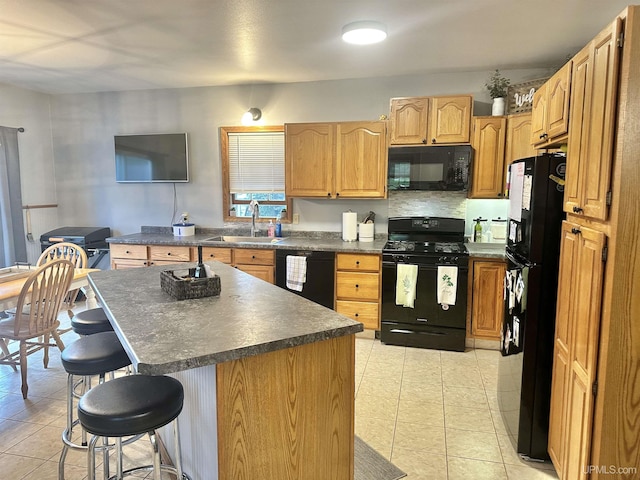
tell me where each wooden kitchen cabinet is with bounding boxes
[467,258,506,340]
[194,246,233,265]
[233,248,275,284]
[389,95,472,145]
[530,61,572,147]
[110,243,192,269]
[335,253,381,330]
[563,19,621,222]
[504,113,537,191]
[548,222,606,479]
[285,121,387,198]
[469,116,506,199]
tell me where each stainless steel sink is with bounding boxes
[204,236,282,244]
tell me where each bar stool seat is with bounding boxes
[71,307,113,336]
[61,331,130,376]
[78,374,189,480]
[58,331,132,480]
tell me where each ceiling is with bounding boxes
[0,0,633,94]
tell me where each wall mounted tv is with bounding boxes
[115,133,189,183]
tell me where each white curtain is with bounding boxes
[0,127,27,268]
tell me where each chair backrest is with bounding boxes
[38,242,87,269]
[13,259,75,337]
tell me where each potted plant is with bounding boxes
[485,69,510,116]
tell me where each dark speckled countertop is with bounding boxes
[107,230,387,253]
[88,262,363,375]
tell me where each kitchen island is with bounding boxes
[88,262,363,480]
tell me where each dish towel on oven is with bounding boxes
[437,265,458,306]
[396,264,418,308]
[286,255,307,292]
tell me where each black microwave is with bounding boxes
[387,145,473,191]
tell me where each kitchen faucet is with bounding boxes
[249,200,260,237]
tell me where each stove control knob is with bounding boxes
[453,256,459,263]
[438,256,446,263]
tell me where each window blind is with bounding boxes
[228,132,285,193]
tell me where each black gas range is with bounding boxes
[381,217,469,351]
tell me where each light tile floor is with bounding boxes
[354,333,560,480]
[1,307,559,480]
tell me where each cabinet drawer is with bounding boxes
[199,247,233,264]
[148,245,192,263]
[110,244,147,260]
[111,258,148,269]
[235,264,275,284]
[336,253,380,271]
[234,248,275,266]
[336,271,379,301]
[336,300,379,329]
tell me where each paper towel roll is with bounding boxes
[342,212,357,242]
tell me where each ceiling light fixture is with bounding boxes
[341,21,387,45]
[241,107,262,125]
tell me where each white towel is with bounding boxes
[286,256,307,292]
[437,266,458,306]
[396,264,418,308]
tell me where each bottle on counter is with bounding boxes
[275,214,282,237]
[473,218,486,243]
[267,220,275,238]
[193,245,207,278]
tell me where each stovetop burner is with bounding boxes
[383,240,467,255]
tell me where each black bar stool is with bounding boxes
[71,307,113,336]
[58,331,132,480]
[78,374,190,480]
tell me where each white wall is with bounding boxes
[0,83,60,262]
[4,67,553,239]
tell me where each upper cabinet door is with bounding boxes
[389,97,429,145]
[565,18,622,221]
[429,95,472,144]
[469,116,506,198]
[335,121,388,198]
[285,123,335,198]
[505,113,537,191]
[531,62,572,146]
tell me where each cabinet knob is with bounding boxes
[125,250,130,254]
[252,255,256,259]
[355,284,359,288]
[209,254,215,258]
[571,227,582,235]
[336,192,340,197]
[167,252,171,256]
[540,133,548,139]
[422,138,427,144]
[573,206,584,213]
[431,138,436,144]
[327,192,331,197]
[356,261,360,265]
[354,313,359,317]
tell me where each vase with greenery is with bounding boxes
[485,69,510,115]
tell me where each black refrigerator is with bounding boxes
[497,153,566,461]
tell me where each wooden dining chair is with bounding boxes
[38,242,88,310]
[0,259,74,398]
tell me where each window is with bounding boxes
[220,126,291,223]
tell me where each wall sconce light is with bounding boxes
[241,107,262,125]
[342,21,387,45]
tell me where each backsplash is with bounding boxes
[388,191,467,218]
[389,191,508,240]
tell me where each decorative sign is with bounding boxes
[507,77,549,114]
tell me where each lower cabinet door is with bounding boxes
[236,264,275,284]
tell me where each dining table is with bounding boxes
[0,266,100,311]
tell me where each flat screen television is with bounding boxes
[115,133,189,183]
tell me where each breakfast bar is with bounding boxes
[87,262,363,480]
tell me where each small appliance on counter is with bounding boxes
[490,217,507,242]
[173,212,195,236]
[359,210,376,242]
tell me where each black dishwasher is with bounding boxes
[275,250,335,309]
